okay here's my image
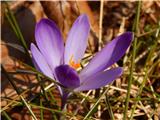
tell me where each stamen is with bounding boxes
[69,55,80,69]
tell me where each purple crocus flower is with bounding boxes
[30,14,133,107]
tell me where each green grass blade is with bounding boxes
[123,1,142,120]
[1,65,38,120]
[5,2,28,50]
[2,111,12,120]
[4,2,32,64]
[105,95,115,120]
[40,99,44,120]
[83,87,110,120]
[129,26,160,120]
[37,75,50,102]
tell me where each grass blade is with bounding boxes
[83,87,110,120]
[129,25,159,120]
[4,2,32,64]
[123,1,141,119]
[1,65,38,120]
[40,99,44,120]
[105,94,115,120]
[2,111,12,120]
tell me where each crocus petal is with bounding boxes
[64,14,90,64]
[35,18,64,71]
[75,67,123,91]
[30,43,53,78]
[80,32,133,81]
[55,65,80,88]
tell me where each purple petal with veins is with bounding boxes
[75,67,123,91]
[80,32,133,82]
[64,14,90,64]
[35,18,64,71]
[30,43,54,79]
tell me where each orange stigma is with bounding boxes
[69,55,80,69]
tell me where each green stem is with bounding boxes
[37,75,50,102]
[40,99,44,120]
[2,111,12,120]
[4,2,32,65]
[129,25,159,120]
[105,95,115,120]
[83,87,110,120]
[1,65,38,120]
[123,1,141,120]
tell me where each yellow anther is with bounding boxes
[69,55,81,69]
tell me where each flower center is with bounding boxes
[69,55,80,69]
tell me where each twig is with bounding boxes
[99,0,104,50]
